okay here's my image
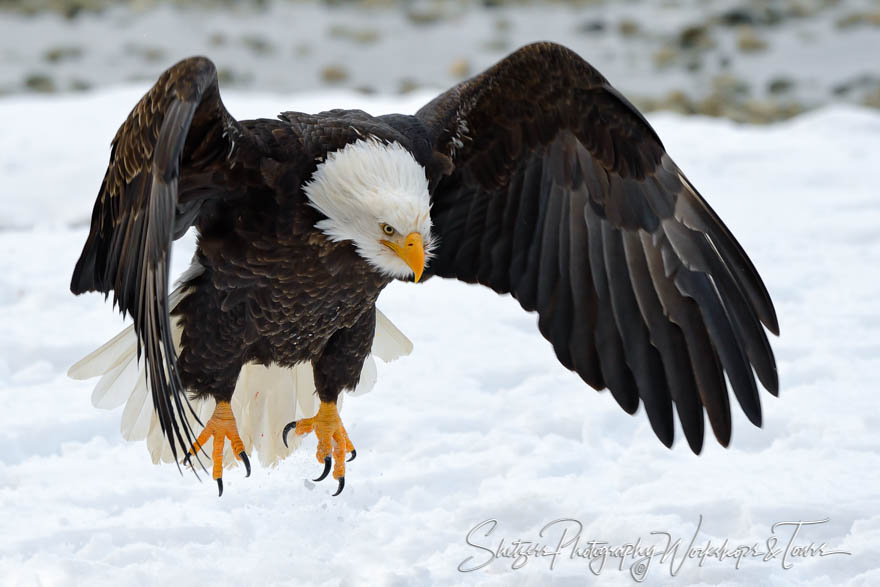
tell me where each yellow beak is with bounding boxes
[383,232,425,282]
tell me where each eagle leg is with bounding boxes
[184,400,251,497]
[282,400,354,496]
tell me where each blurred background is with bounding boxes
[0,0,878,123]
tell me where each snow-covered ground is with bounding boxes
[1,87,879,586]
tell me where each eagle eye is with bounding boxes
[381,223,396,236]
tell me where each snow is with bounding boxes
[1,87,879,586]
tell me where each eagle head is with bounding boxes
[304,137,435,282]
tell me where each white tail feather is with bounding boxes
[68,326,138,380]
[374,310,413,362]
[69,283,413,470]
[90,352,138,409]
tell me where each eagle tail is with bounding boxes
[68,288,413,469]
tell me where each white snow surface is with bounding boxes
[1,87,879,586]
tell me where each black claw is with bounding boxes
[183,452,192,468]
[239,451,251,478]
[332,477,345,496]
[347,449,357,462]
[217,478,223,497]
[282,421,297,448]
[313,456,331,482]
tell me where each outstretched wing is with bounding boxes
[416,42,779,453]
[71,56,258,468]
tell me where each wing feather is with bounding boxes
[566,185,603,390]
[70,57,256,468]
[416,42,777,451]
[602,222,674,445]
[623,230,704,452]
[641,232,732,446]
[584,201,641,415]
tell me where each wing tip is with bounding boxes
[70,244,99,295]
[685,434,704,455]
[764,314,780,337]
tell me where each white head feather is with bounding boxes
[303,138,435,280]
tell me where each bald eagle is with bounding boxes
[69,42,778,497]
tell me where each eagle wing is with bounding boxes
[416,42,779,452]
[71,57,258,467]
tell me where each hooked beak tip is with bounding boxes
[400,232,425,283]
[382,232,426,282]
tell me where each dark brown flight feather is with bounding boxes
[416,42,779,451]
[71,57,243,470]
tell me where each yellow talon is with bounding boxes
[185,400,250,496]
[287,401,354,493]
